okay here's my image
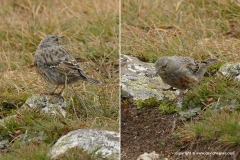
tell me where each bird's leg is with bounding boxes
[171,90,184,102]
[163,86,177,91]
[58,74,67,95]
[51,85,60,95]
[58,85,66,96]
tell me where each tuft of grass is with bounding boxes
[178,110,240,146]
[0,109,88,144]
[182,75,240,110]
[0,143,51,160]
[158,101,179,114]
[133,97,179,114]
[133,97,159,109]
[122,0,240,63]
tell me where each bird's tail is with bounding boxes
[204,59,218,66]
[196,59,218,80]
[87,77,102,85]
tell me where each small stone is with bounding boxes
[179,107,202,120]
[219,62,240,80]
[137,151,161,160]
[23,94,66,117]
[14,130,22,135]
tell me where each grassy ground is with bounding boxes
[122,0,240,62]
[122,0,240,158]
[0,0,119,159]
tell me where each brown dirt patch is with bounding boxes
[121,98,239,160]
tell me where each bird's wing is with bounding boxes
[178,57,201,74]
[36,46,88,79]
[184,58,216,75]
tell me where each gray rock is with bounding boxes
[121,54,178,100]
[179,107,202,120]
[23,94,66,117]
[219,62,240,80]
[0,139,9,149]
[49,128,120,159]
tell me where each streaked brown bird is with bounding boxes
[34,35,101,95]
[155,56,217,99]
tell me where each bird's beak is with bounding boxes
[153,67,160,76]
[153,71,158,77]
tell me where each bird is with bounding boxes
[155,56,217,99]
[34,35,101,95]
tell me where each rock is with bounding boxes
[49,128,120,159]
[179,107,202,120]
[219,62,240,80]
[121,54,178,100]
[23,94,66,117]
[137,151,163,160]
[0,139,9,149]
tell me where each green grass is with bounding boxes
[178,75,240,147]
[0,143,51,160]
[0,0,119,159]
[122,0,240,151]
[182,76,240,110]
[133,97,179,114]
[178,110,240,146]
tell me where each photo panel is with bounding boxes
[121,0,239,160]
[0,0,120,159]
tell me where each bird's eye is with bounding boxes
[52,37,58,41]
[161,64,167,68]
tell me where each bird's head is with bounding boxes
[38,35,63,49]
[154,57,169,76]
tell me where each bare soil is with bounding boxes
[121,98,240,160]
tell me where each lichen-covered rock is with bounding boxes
[179,107,202,120]
[219,62,240,80]
[121,54,177,100]
[0,139,9,149]
[49,129,120,159]
[23,94,66,117]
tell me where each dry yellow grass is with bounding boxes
[122,0,240,63]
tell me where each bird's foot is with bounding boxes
[163,87,177,91]
[170,91,184,102]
